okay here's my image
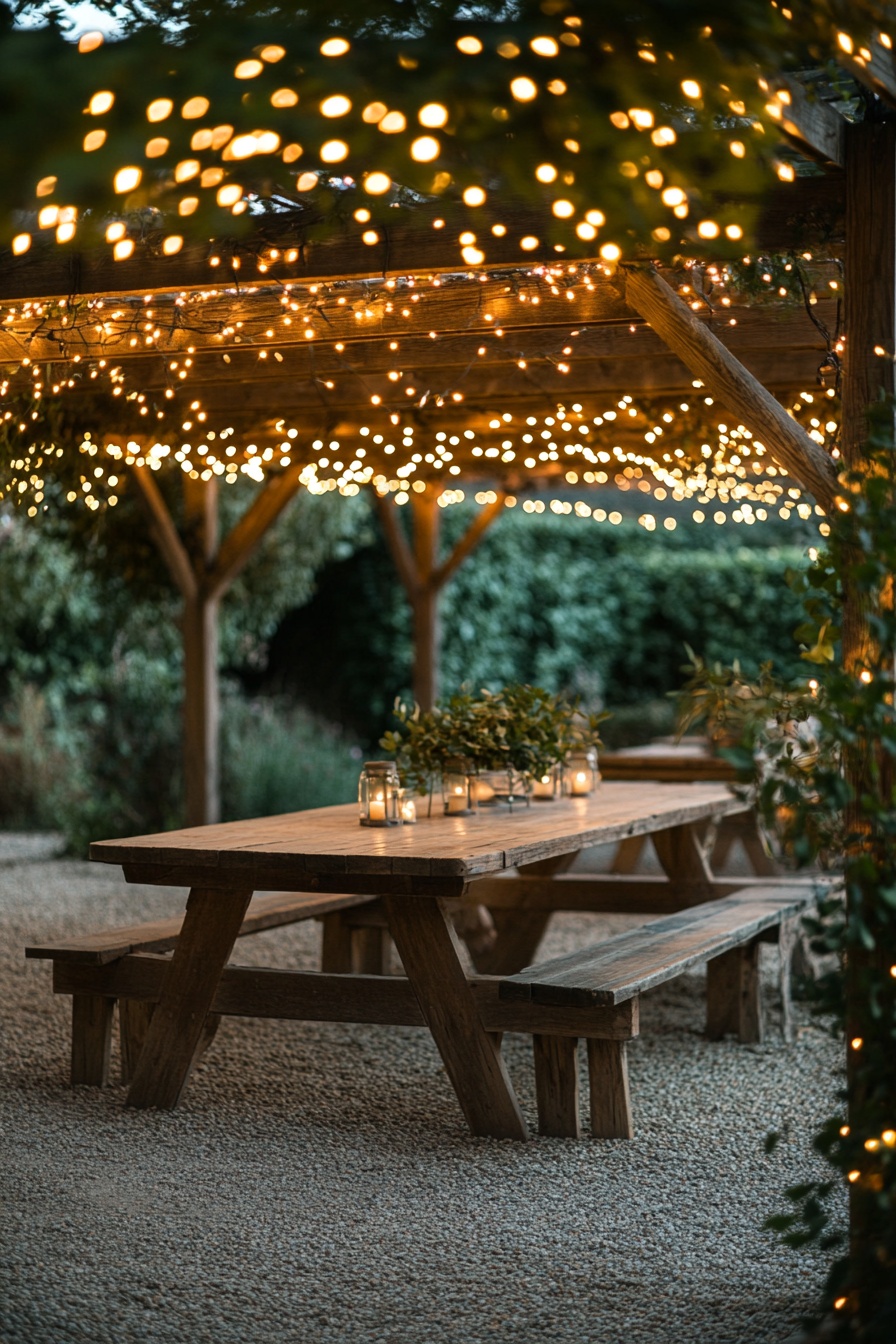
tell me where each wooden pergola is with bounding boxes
[3,71,893,829]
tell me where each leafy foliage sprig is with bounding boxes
[676,403,896,1340]
[380,683,606,796]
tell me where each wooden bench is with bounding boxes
[499,884,820,1140]
[26,889,381,1087]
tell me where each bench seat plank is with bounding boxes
[501,886,818,1008]
[25,890,375,965]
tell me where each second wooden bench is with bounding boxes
[499,883,820,1140]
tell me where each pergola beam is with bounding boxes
[837,39,896,109]
[775,77,847,168]
[619,266,838,511]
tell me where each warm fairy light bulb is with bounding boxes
[272,88,298,108]
[530,37,559,56]
[535,163,557,183]
[362,102,388,123]
[837,32,854,54]
[697,220,720,239]
[629,108,654,129]
[364,171,392,194]
[511,77,538,101]
[147,98,173,122]
[11,233,31,255]
[726,224,744,240]
[37,205,59,229]
[89,90,114,115]
[411,136,440,161]
[362,229,379,245]
[83,129,106,151]
[419,103,449,128]
[777,161,796,182]
[651,126,677,146]
[261,45,285,62]
[321,37,350,56]
[576,222,597,240]
[379,111,407,133]
[552,199,574,218]
[320,139,349,162]
[175,159,200,182]
[113,239,134,260]
[321,95,351,117]
[36,176,57,197]
[463,186,486,206]
[681,80,702,98]
[182,97,209,118]
[163,235,183,255]
[105,221,126,241]
[56,221,76,243]
[462,245,485,264]
[296,171,318,190]
[730,140,746,157]
[662,186,686,206]
[586,209,606,226]
[457,36,483,54]
[235,59,264,79]
[78,31,104,52]
[145,137,169,157]
[600,243,622,261]
[217,183,242,206]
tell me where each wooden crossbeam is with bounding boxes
[774,77,847,168]
[619,266,838,511]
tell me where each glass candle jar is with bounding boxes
[566,748,599,796]
[398,787,417,825]
[441,756,476,816]
[531,765,561,800]
[359,761,400,826]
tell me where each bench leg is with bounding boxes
[706,941,764,1043]
[320,912,354,973]
[587,1038,634,1139]
[71,993,114,1086]
[533,1035,581,1138]
[777,918,799,1045]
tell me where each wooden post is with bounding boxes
[182,477,220,826]
[411,491,440,710]
[840,117,896,1312]
[374,489,506,711]
[128,464,305,826]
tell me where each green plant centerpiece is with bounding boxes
[380,684,606,813]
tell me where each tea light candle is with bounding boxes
[446,786,468,815]
[570,769,590,796]
[369,794,387,821]
[532,773,555,799]
[400,795,417,824]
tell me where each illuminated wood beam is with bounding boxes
[837,37,896,109]
[773,77,846,168]
[620,266,838,511]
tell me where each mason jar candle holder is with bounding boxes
[565,748,599,797]
[475,768,530,809]
[441,757,476,816]
[398,787,417,825]
[531,765,561,800]
[359,761,400,826]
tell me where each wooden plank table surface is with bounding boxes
[89,781,746,1138]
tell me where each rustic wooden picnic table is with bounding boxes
[89,780,748,1140]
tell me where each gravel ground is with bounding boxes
[0,832,843,1344]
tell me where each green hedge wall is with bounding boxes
[269,509,809,746]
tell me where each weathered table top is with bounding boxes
[90,781,745,892]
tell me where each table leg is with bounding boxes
[383,894,529,1140]
[652,822,716,903]
[126,885,253,1110]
